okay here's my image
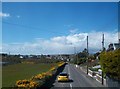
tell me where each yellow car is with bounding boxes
[57,72,69,82]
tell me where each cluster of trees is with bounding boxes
[22,58,61,64]
[35,56,61,63]
[2,54,62,66]
[71,48,88,65]
[2,54,23,64]
[71,48,100,67]
[100,49,120,80]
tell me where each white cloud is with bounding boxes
[51,36,67,44]
[66,33,88,45]
[2,31,119,55]
[0,12,10,18]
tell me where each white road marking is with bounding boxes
[68,64,71,78]
[68,64,72,89]
[70,83,72,89]
[73,65,95,87]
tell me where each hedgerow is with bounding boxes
[15,62,65,88]
[99,49,120,80]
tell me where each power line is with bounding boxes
[2,21,66,35]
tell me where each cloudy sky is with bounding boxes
[1,2,119,55]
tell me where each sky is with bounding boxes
[1,2,119,55]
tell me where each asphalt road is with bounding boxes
[51,63,105,88]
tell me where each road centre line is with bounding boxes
[68,64,72,89]
[70,83,72,89]
[68,65,71,77]
[73,65,95,87]
[70,64,82,87]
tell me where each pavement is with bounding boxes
[51,63,105,88]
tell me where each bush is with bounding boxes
[15,79,40,88]
[100,49,120,80]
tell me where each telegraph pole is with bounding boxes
[74,46,76,55]
[77,50,79,64]
[9,52,10,55]
[102,34,104,50]
[87,36,89,75]
[102,34,104,85]
[74,46,77,63]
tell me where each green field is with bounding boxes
[2,63,55,87]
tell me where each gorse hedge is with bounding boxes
[100,49,120,80]
[15,62,65,88]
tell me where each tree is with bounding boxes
[94,52,100,59]
[99,49,120,80]
[75,48,88,65]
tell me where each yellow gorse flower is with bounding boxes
[15,62,65,88]
[16,80,39,88]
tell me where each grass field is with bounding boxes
[2,63,56,87]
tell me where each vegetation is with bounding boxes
[2,63,57,87]
[71,48,88,65]
[2,53,66,87]
[99,49,120,80]
[2,54,61,67]
[2,54,22,64]
[14,62,65,88]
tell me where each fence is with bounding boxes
[106,76,120,88]
[79,65,120,87]
[88,69,96,77]
[96,74,106,86]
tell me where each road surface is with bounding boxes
[51,63,105,88]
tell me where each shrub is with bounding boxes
[15,80,39,88]
[100,49,120,80]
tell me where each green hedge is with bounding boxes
[99,49,120,80]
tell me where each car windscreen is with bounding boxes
[59,73,68,76]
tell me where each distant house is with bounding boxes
[114,39,120,49]
[46,55,52,59]
[19,55,23,59]
[107,43,114,51]
[92,65,101,69]
[107,39,120,52]
[114,43,120,49]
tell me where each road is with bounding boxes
[51,63,105,88]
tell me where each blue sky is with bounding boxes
[1,2,119,54]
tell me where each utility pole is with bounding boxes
[74,46,76,55]
[102,34,104,50]
[102,34,104,85]
[9,52,10,55]
[77,50,79,65]
[87,36,89,75]
[74,46,76,63]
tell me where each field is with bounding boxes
[2,63,56,87]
